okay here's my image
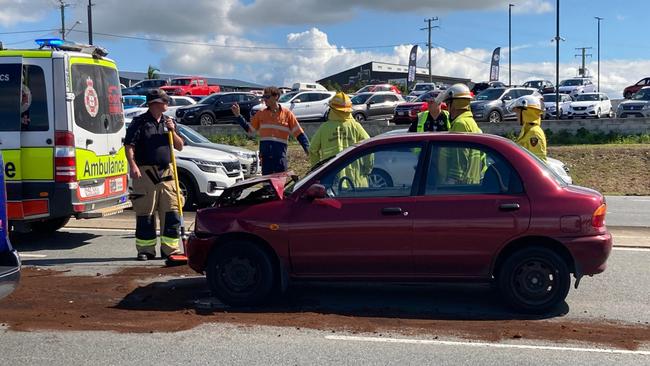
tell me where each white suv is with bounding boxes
[251,91,335,121]
[557,77,596,99]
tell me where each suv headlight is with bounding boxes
[179,157,223,173]
[643,104,650,110]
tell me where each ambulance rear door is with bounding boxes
[69,56,127,204]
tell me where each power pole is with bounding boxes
[509,4,515,86]
[58,1,69,40]
[574,47,593,77]
[420,17,439,83]
[554,0,560,119]
[595,17,603,92]
[87,0,94,45]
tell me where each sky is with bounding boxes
[0,0,648,97]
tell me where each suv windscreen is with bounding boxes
[543,94,558,103]
[560,79,582,86]
[632,89,650,100]
[475,88,504,101]
[351,94,372,104]
[575,94,599,102]
[414,84,434,91]
[71,62,124,134]
[171,79,191,86]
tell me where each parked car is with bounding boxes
[122,95,147,110]
[622,77,650,99]
[176,92,261,125]
[522,79,555,94]
[617,86,650,118]
[471,87,542,123]
[567,92,613,119]
[557,77,596,98]
[176,123,260,178]
[355,84,402,94]
[121,79,169,96]
[392,91,442,125]
[542,93,572,119]
[471,81,506,96]
[403,95,418,102]
[408,82,436,97]
[123,95,196,120]
[250,91,335,122]
[0,153,20,300]
[291,82,328,92]
[160,76,220,96]
[350,92,405,122]
[186,132,610,313]
[125,122,244,209]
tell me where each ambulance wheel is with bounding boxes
[31,217,70,233]
[206,240,275,306]
[178,174,197,210]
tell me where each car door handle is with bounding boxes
[382,207,403,216]
[499,203,520,211]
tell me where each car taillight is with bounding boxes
[55,131,77,183]
[591,203,607,228]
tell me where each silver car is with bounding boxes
[351,92,405,122]
[471,87,542,123]
[617,86,650,118]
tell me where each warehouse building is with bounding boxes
[119,71,264,92]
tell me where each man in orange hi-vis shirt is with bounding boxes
[231,86,310,175]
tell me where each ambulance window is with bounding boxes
[21,65,49,131]
[0,63,22,132]
[71,63,124,134]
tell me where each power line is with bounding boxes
[0,29,59,35]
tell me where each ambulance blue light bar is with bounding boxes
[35,38,65,48]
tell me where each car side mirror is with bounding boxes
[304,184,327,200]
[293,99,301,103]
[367,100,375,105]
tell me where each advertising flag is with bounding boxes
[489,47,501,82]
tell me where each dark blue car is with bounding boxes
[0,153,20,300]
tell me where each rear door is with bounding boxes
[69,57,128,203]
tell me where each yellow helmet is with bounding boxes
[436,83,472,104]
[329,91,353,112]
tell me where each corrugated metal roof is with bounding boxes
[119,71,264,89]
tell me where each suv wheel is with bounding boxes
[199,113,215,126]
[178,174,197,210]
[354,113,366,122]
[206,240,275,306]
[497,246,570,314]
[488,110,502,123]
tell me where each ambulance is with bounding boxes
[0,38,130,233]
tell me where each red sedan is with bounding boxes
[187,133,611,314]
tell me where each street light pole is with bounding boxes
[509,4,515,86]
[595,17,603,92]
[555,0,560,118]
[87,0,94,45]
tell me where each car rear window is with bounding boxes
[71,62,124,134]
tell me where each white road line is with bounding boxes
[18,253,47,258]
[62,227,136,233]
[613,247,650,252]
[325,335,650,356]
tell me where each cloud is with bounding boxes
[511,0,554,15]
[0,0,52,27]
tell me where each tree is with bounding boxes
[146,65,160,80]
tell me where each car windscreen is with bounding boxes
[575,94,598,102]
[414,84,433,91]
[351,94,372,104]
[171,79,191,86]
[71,62,124,134]
[475,88,504,101]
[278,92,298,103]
[560,79,581,86]
[632,89,650,100]
[355,86,373,94]
[524,81,542,88]
[543,94,558,103]
[178,125,211,143]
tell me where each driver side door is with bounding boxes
[288,141,425,277]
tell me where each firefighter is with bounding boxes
[231,86,310,175]
[408,92,450,133]
[436,83,483,184]
[124,89,184,261]
[512,95,548,162]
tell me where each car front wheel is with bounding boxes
[354,113,366,122]
[199,112,215,126]
[488,110,502,123]
[206,240,275,306]
[498,246,570,314]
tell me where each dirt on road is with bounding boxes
[1,266,648,351]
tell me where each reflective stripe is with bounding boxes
[260,136,289,144]
[259,124,291,133]
[136,238,156,247]
[291,125,302,134]
[160,235,179,248]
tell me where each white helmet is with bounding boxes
[436,83,472,103]
[512,95,543,112]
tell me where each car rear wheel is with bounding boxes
[497,246,570,314]
[199,113,215,126]
[368,168,393,188]
[206,240,275,306]
[488,110,502,123]
[354,113,366,122]
[30,217,70,233]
